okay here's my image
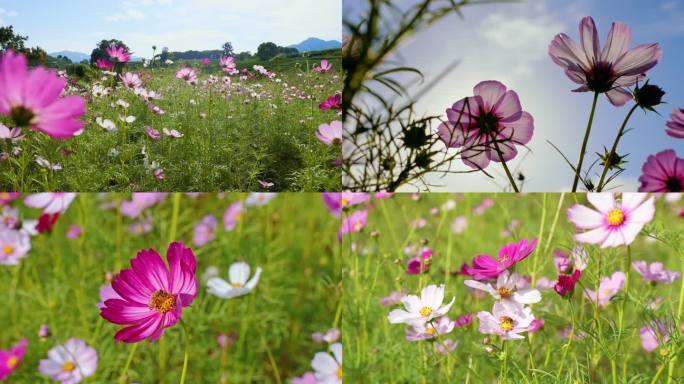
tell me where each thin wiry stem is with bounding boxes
[572,92,599,192]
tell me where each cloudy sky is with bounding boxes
[345,0,684,192]
[0,0,341,55]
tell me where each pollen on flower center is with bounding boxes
[607,209,625,226]
[499,316,514,332]
[419,306,433,317]
[476,110,500,135]
[340,197,349,207]
[62,361,76,372]
[0,192,9,199]
[337,367,343,379]
[149,290,177,313]
[425,328,437,336]
[2,245,14,255]
[497,287,512,299]
[9,106,36,127]
[7,356,18,369]
[231,282,244,288]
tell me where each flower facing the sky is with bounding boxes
[95,59,113,71]
[0,50,86,140]
[437,80,534,169]
[106,44,131,63]
[206,261,262,299]
[0,338,27,380]
[38,338,97,384]
[584,271,626,307]
[316,121,342,145]
[548,16,662,106]
[99,242,197,343]
[311,342,342,384]
[665,108,684,138]
[464,270,541,306]
[638,150,684,192]
[632,261,680,284]
[388,284,455,326]
[461,238,538,280]
[567,193,655,248]
[477,301,535,340]
[175,67,198,85]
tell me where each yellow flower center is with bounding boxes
[2,245,14,255]
[607,209,625,226]
[7,356,18,369]
[231,282,244,288]
[419,307,432,317]
[340,197,349,207]
[62,361,76,372]
[0,192,9,199]
[425,328,437,336]
[337,366,343,379]
[497,287,512,299]
[499,316,514,332]
[353,222,362,231]
[149,290,176,314]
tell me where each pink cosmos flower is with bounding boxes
[477,300,535,340]
[145,126,161,140]
[162,128,183,138]
[120,193,167,218]
[438,80,534,169]
[405,316,455,341]
[99,242,197,343]
[473,198,494,215]
[554,269,582,297]
[567,193,655,248]
[379,290,405,307]
[193,214,216,247]
[66,225,82,239]
[0,123,23,142]
[464,270,541,305]
[119,72,142,89]
[338,209,367,239]
[316,121,342,145]
[223,201,243,231]
[0,338,27,380]
[38,324,51,339]
[0,228,30,265]
[106,44,131,63]
[548,16,662,106]
[584,271,625,307]
[0,50,86,140]
[632,260,680,284]
[95,59,113,71]
[322,192,369,217]
[638,150,684,192]
[527,319,544,333]
[129,217,152,235]
[201,58,211,65]
[219,56,237,74]
[313,59,332,73]
[454,314,473,328]
[97,284,119,309]
[175,68,198,84]
[640,320,670,352]
[153,167,165,181]
[319,93,342,111]
[665,108,684,138]
[461,238,538,280]
[312,328,341,344]
[311,343,342,384]
[406,248,433,275]
[292,372,317,384]
[258,180,274,189]
[0,192,20,205]
[38,338,97,383]
[435,339,458,355]
[24,193,76,214]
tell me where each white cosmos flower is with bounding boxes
[311,342,342,384]
[96,117,117,132]
[206,261,262,299]
[477,300,535,340]
[464,270,541,305]
[35,156,62,171]
[119,115,136,123]
[387,284,455,326]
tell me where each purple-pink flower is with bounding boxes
[665,108,684,138]
[319,93,342,111]
[438,80,534,169]
[338,209,368,239]
[66,225,82,239]
[548,16,661,106]
[0,338,27,380]
[567,193,655,248]
[175,67,198,84]
[584,271,625,307]
[638,150,684,192]
[322,193,369,217]
[193,214,217,247]
[24,193,76,214]
[632,260,680,284]
[96,58,113,71]
[461,238,538,280]
[0,50,86,140]
[640,320,671,352]
[316,121,342,146]
[106,44,131,63]
[223,201,243,231]
[99,242,197,343]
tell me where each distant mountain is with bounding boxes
[49,50,89,63]
[288,37,341,52]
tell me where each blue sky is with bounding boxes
[344,0,684,191]
[0,0,341,56]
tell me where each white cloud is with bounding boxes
[105,8,147,22]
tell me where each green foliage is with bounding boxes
[0,25,27,51]
[257,42,298,61]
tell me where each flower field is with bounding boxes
[342,192,684,383]
[0,50,342,192]
[0,193,342,383]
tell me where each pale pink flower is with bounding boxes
[567,193,655,248]
[451,216,468,234]
[175,67,198,84]
[584,271,626,307]
[311,343,342,384]
[223,201,243,231]
[405,316,455,341]
[145,126,161,140]
[38,338,97,383]
[665,108,684,138]
[66,225,82,239]
[640,320,670,352]
[162,128,183,138]
[316,121,342,145]
[464,270,541,306]
[434,339,458,355]
[119,72,142,89]
[477,301,535,340]
[24,193,76,214]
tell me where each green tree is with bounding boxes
[25,46,48,66]
[0,25,28,52]
[256,42,279,60]
[222,42,234,57]
[90,39,130,64]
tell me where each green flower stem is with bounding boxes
[596,104,639,192]
[572,92,599,192]
[119,343,139,384]
[490,133,519,192]
[666,251,684,383]
[180,319,190,384]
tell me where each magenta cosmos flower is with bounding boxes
[665,108,684,138]
[0,338,27,380]
[548,16,662,106]
[461,238,538,280]
[639,150,684,192]
[567,193,655,248]
[438,80,534,169]
[106,44,131,63]
[201,58,211,65]
[0,50,86,140]
[99,242,197,343]
[322,192,369,217]
[95,59,113,71]
[316,121,342,145]
[39,338,97,384]
[319,93,342,111]
[338,209,368,240]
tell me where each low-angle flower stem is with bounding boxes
[490,133,519,192]
[180,319,190,384]
[572,92,600,192]
[597,104,639,192]
[119,343,139,384]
